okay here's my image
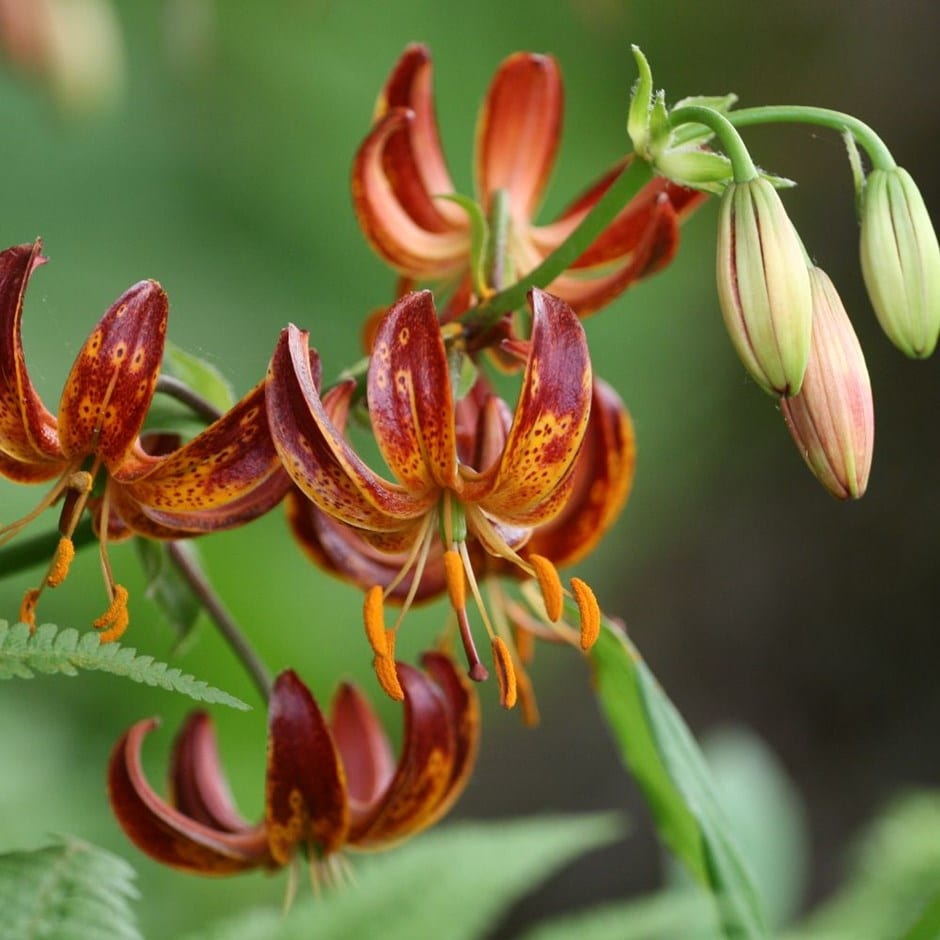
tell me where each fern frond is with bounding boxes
[0,621,249,710]
[0,836,141,940]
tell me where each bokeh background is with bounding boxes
[0,1,937,936]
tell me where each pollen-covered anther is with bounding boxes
[363,585,389,657]
[571,578,600,651]
[529,554,563,622]
[19,589,40,630]
[66,470,94,494]
[94,584,129,643]
[491,636,517,710]
[514,666,540,727]
[46,537,76,588]
[443,549,466,611]
[372,653,405,702]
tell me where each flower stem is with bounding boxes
[727,105,896,171]
[166,541,272,702]
[668,105,758,182]
[468,157,655,325]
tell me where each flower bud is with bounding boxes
[716,177,813,396]
[859,167,940,358]
[781,267,874,500]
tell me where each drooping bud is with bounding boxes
[716,177,813,396]
[859,167,940,358]
[780,267,874,500]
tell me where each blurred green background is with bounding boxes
[0,1,937,937]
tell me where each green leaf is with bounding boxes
[0,836,141,940]
[162,341,236,414]
[0,620,248,710]
[438,193,489,297]
[182,815,622,940]
[627,45,654,156]
[590,623,769,939]
[136,540,203,653]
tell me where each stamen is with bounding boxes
[443,549,466,611]
[529,554,563,622]
[491,636,517,709]
[372,653,404,701]
[515,666,540,727]
[363,585,389,657]
[571,578,601,650]
[19,589,40,630]
[94,584,129,643]
[46,537,75,588]
[514,624,535,665]
[57,470,95,538]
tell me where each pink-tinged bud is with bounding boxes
[859,167,940,358]
[781,267,874,500]
[716,178,813,396]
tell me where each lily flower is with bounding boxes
[353,44,704,317]
[0,240,289,639]
[266,288,601,710]
[108,652,478,880]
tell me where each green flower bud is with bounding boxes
[859,167,940,358]
[716,178,813,396]
[781,268,874,500]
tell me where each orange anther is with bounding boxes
[491,636,517,710]
[363,585,388,657]
[515,666,540,728]
[529,554,563,622]
[94,584,129,643]
[19,588,40,631]
[513,624,535,665]
[46,537,75,588]
[571,578,600,650]
[372,653,404,701]
[443,549,466,611]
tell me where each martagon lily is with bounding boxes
[266,286,602,710]
[0,240,289,639]
[353,44,705,316]
[108,652,478,881]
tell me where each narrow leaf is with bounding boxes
[162,340,236,414]
[590,622,769,939]
[0,620,248,710]
[136,540,203,652]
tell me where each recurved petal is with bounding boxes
[347,661,457,848]
[0,240,61,473]
[265,670,349,864]
[267,324,432,532]
[113,382,291,533]
[58,279,168,468]
[108,718,271,874]
[369,291,457,492]
[476,52,562,222]
[469,289,591,524]
[525,378,635,567]
[168,712,250,833]
[353,108,470,280]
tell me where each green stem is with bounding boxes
[468,157,655,325]
[727,105,896,171]
[669,105,758,183]
[166,541,272,702]
[0,517,95,579]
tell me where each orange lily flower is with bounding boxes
[108,652,478,880]
[266,287,601,709]
[353,44,705,316]
[0,240,289,639]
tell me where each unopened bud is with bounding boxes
[859,167,940,358]
[781,268,874,500]
[716,177,813,396]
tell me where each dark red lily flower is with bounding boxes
[0,240,289,639]
[108,652,478,878]
[353,44,704,317]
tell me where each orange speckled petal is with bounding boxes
[368,291,457,492]
[267,324,432,532]
[525,378,635,567]
[113,382,290,533]
[471,289,591,524]
[0,240,62,474]
[58,279,168,468]
[108,719,271,874]
[348,661,457,848]
[265,670,349,864]
[353,108,470,280]
[476,52,563,221]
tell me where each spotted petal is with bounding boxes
[58,279,168,469]
[267,324,433,540]
[265,670,349,864]
[476,52,563,222]
[368,291,458,493]
[0,240,61,478]
[108,718,270,874]
[468,289,591,525]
